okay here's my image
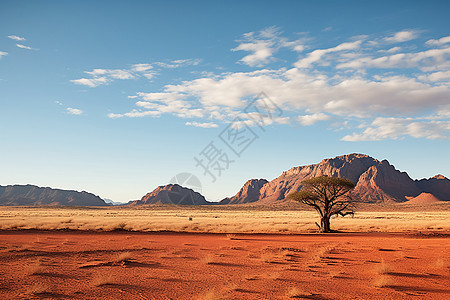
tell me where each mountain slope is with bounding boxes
[415,175,450,201]
[131,184,211,205]
[220,179,268,204]
[0,185,108,206]
[229,153,447,204]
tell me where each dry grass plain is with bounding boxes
[0,202,449,233]
[0,203,449,299]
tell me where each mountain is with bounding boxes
[131,184,212,205]
[0,184,108,206]
[219,179,268,204]
[226,153,449,204]
[415,175,450,201]
[103,198,125,206]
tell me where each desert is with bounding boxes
[1,153,450,299]
[0,203,449,299]
[2,1,449,299]
[0,230,448,299]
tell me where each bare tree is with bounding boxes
[288,176,355,233]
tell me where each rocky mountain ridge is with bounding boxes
[0,184,108,206]
[225,153,449,204]
[131,184,211,205]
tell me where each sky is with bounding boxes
[0,0,449,203]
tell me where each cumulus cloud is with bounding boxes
[107,110,161,119]
[71,77,109,88]
[71,68,136,87]
[71,59,200,87]
[297,113,331,125]
[185,121,219,128]
[102,28,449,140]
[295,40,362,68]
[379,46,402,53]
[111,67,449,128]
[232,26,306,67]
[418,70,450,82]
[336,46,450,70]
[384,30,419,43]
[66,107,83,115]
[8,35,25,41]
[426,35,450,46]
[342,118,450,141]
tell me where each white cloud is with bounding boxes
[233,27,306,67]
[384,30,419,43]
[379,46,402,53]
[297,113,331,125]
[0,51,7,57]
[122,110,161,118]
[99,28,450,140]
[233,40,274,67]
[71,77,109,88]
[131,63,153,72]
[107,113,123,119]
[154,59,201,68]
[16,44,34,50]
[112,66,449,126]
[8,35,25,41]
[85,69,134,79]
[71,59,200,87]
[418,71,450,82]
[342,117,450,141]
[295,40,362,68]
[16,44,33,50]
[426,35,450,46]
[185,121,219,128]
[66,107,83,115]
[336,46,450,70]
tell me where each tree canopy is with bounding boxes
[288,176,355,232]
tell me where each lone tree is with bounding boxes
[288,176,355,233]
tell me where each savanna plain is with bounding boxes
[0,204,449,299]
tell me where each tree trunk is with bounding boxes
[320,216,331,233]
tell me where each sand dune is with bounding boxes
[405,192,442,205]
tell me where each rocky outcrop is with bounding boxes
[258,153,384,203]
[352,160,422,202]
[131,184,211,205]
[231,153,448,204]
[415,175,450,201]
[220,179,268,204]
[0,185,108,206]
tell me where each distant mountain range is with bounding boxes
[129,153,449,206]
[1,154,448,206]
[0,184,108,206]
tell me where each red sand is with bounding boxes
[0,231,448,299]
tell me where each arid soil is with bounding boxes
[0,231,448,299]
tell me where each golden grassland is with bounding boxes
[0,202,449,233]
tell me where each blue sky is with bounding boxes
[1,0,449,203]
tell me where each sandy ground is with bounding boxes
[0,231,448,299]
